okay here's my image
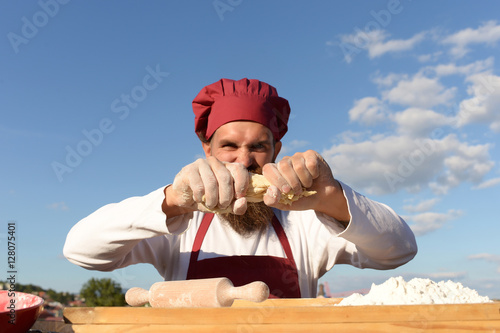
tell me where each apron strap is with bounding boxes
[188,213,214,267]
[271,214,297,267]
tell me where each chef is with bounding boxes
[63,78,417,298]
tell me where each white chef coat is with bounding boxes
[63,181,417,298]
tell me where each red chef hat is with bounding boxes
[192,78,291,141]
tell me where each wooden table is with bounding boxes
[63,298,500,332]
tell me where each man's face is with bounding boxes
[201,121,282,235]
[202,121,282,171]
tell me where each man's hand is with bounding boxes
[163,157,250,217]
[262,150,350,223]
[163,151,350,223]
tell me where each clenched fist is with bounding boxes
[165,157,250,216]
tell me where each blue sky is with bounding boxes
[1,1,499,299]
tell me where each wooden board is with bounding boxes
[64,299,500,332]
[232,297,343,307]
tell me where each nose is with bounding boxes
[235,148,256,170]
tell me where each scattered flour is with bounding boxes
[336,276,492,306]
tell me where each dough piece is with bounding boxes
[201,173,317,213]
[246,173,317,205]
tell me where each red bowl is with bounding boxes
[0,290,44,333]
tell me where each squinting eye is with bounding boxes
[251,144,267,151]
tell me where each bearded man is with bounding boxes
[64,78,417,298]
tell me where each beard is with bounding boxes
[218,165,273,236]
[219,201,274,236]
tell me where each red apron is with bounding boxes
[186,213,301,298]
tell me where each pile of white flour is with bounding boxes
[336,276,492,306]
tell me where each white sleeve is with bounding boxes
[332,181,418,269]
[63,186,190,274]
[311,182,417,275]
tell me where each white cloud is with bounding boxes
[433,57,494,77]
[372,72,408,87]
[324,57,496,197]
[383,74,456,108]
[417,54,432,63]
[337,30,425,63]
[335,130,369,144]
[323,134,442,195]
[473,177,500,190]
[369,32,426,58]
[403,198,440,213]
[279,139,309,156]
[47,202,69,211]
[323,133,493,196]
[405,209,462,236]
[393,108,450,137]
[468,253,500,273]
[429,136,494,194]
[417,51,443,63]
[348,97,388,126]
[455,72,500,131]
[468,253,500,261]
[442,21,500,58]
[325,22,499,238]
[423,271,467,280]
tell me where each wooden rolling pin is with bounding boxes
[125,278,269,308]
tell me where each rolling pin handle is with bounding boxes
[226,281,270,303]
[125,287,150,307]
